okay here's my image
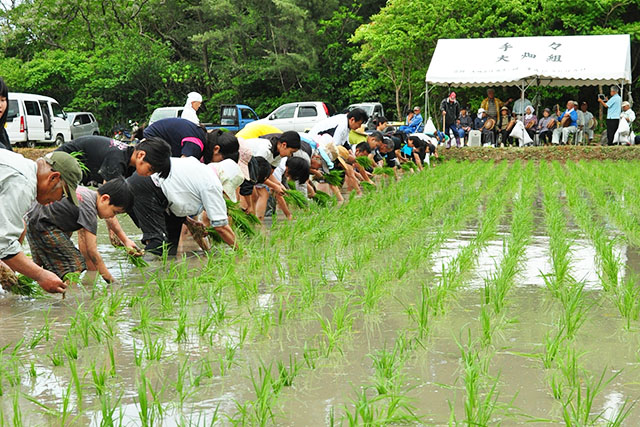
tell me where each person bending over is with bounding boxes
[26,178,134,285]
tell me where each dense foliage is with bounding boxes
[1,0,638,130]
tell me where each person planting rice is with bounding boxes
[398,136,424,170]
[127,156,236,255]
[57,136,172,254]
[378,137,400,179]
[308,108,368,150]
[240,131,301,220]
[142,117,237,162]
[271,156,311,219]
[0,150,82,293]
[26,178,134,285]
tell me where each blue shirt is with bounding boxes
[559,109,578,127]
[607,94,621,119]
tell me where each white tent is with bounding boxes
[424,34,632,141]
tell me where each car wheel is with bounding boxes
[55,134,64,147]
[25,140,36,149]
[93,131,99,135]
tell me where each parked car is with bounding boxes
[252,101,334,132]
[346,102,385,129]
[5,92,72,147]
[149,106,184,126]
[205,104,259,133]
[67,112,100,139]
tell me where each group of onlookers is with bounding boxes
[438,87,635,147]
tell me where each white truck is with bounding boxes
[6,92,72,147]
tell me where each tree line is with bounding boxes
[1,0,638,131]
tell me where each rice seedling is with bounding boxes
[283,189,309,209]
[68,357,83,402]
[226,199,261,237]
[276,354,300,388]
[373,166,395,177]
[561,368,622,425]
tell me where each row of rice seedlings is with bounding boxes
[558,162,639,328]
[480,162,536,348]
[339,335,420,424]
[428,161,517,317]
[543,163,634,424]
[573,161,640,247]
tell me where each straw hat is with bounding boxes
[353,125,368,136]
[336,145,350,168]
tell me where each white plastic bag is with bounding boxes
[509,120,533,146]
[613,118,630,144]
[424,117,437,135]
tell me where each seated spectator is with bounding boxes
[475,109,495,146]
[459,108,474,144]
[579,102,596,143]
[523,106,537,141]
[399,107,423,134]
[497,107,516,146]
[552,101,578,145]
[536,108,555,146]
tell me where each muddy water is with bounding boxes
[2,211,640,425]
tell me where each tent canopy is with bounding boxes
[425,34,632,88]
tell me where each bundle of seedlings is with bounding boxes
[355,156,374,169]
[373,166,395,177]
[401,161,418,172]
[284,189,309,209]
[312,190,334,207]
[361,182,376,192]
[322,170,344,187]
[226,199,260,237]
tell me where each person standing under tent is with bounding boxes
[180,92,202,125]
[440,92,461,147]
[480,88,512,121]
[598,86,621,146]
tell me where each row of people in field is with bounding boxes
[0,107,434,294]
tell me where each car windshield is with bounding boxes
[349,104,374,115]
[7,100,19,120]
[150,109,178,122]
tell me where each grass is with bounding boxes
[4,160,640,424]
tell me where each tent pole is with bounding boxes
[425,82,430,128]
[521,81,526,146]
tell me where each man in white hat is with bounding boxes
[615,101,635,145]
[181,92,203,125]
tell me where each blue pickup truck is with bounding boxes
[205,104,259,133]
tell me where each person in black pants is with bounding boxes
[598,86,622,145]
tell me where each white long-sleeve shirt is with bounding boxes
[180,106,199,125]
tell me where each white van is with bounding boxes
[5,92,72,148]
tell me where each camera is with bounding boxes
[598,94,606,100]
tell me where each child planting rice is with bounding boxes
[26,178,134,285]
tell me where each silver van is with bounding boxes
[67,112,100,139]
[6,92,72,147]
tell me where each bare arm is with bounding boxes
[3,253,67,293]
[274,193,293,220]
[105,216,138,251]
[78,229,114,283]
[212,224,236,248]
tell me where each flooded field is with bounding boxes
[2,160,640,425]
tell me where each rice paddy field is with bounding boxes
[3,160,640,425]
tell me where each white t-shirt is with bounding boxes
[308,114,350,147]
[157,157,228,225]
[241,138,280,167]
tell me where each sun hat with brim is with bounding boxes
[478,108,486,114]
[336,145,351,168]
[501,106,509,111]
[212,159,244,203]
[43,151,82,206]
[354,125,368,136]
[622,101,631,108]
